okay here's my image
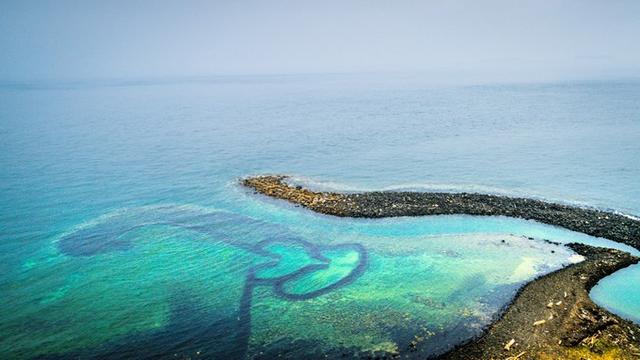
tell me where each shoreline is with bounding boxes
[441,243,640,360]
[243,176,640,251]
[242,175,640,359]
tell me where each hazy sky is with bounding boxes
[1,0,639,81]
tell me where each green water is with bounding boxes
[1,203,614,359]
[2,78,640,358]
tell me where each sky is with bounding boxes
[1,0,639,82]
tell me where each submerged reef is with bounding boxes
[242,175,640,359]
[53,206,369,359]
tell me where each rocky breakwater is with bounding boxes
[242,175,640,359]
[242,175,640,251]
[442,244,640,360]
[242,175,357,215]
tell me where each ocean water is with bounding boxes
[1,75,639,359]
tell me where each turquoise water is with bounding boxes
[1,75,639,358]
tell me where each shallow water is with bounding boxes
[1,75,639,358]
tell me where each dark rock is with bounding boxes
[242,175,640,359]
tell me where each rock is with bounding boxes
[241,174,640,250]
[504,338,516,351]
[506,351,526,360]
[242,175,640,359]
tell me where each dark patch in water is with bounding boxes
[35,292,244,359]
[58,223,134,256]
[57,208,284,256]
[54,207,368,359]
[446,274,487,303]
[441,249,462,258]
[476,283,520,309]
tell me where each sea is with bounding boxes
[1,74,639,359]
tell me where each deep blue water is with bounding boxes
[1,75,639,359]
